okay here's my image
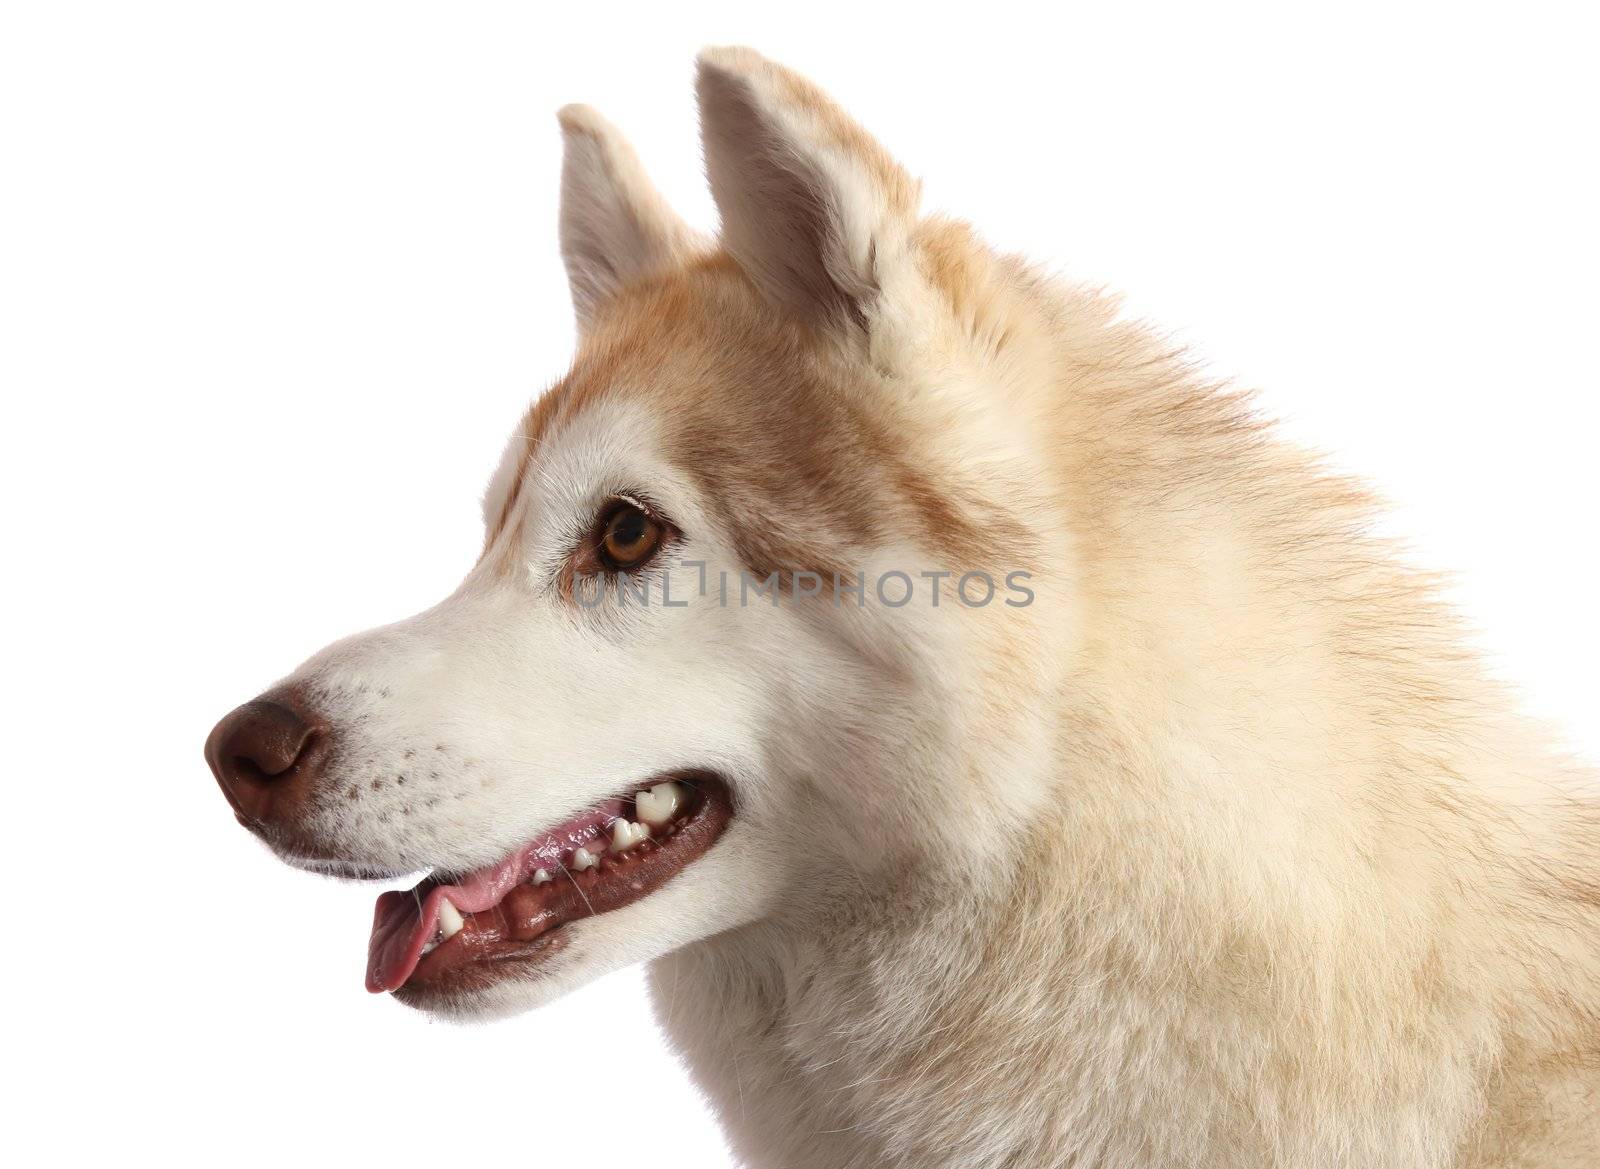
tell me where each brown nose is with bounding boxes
[205,693,328,827]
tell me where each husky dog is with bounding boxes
[205,47,1599,1168]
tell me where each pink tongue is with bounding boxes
[366,889,435,994]
[364,798,625,993]
[364,845,535,993]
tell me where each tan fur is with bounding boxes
[266,45,1600,1168]
[533,50,1600,1168]
[557,103,704,335]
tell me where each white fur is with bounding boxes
[244,47,1598,1168]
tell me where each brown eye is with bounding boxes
[598,501,664,571]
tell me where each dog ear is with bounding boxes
[696,47,921,335]
[557,104,700,334]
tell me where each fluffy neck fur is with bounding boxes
[651,228,1600,1169]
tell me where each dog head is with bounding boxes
[205,47,1061,1020]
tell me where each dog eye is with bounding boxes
[597,500,664,571]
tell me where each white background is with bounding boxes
[3,3,1596,1166]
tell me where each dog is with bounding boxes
[205,46,1600,1168]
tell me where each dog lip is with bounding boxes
[251,827,410,882]
[367,772,734,995]
[286,855,413,882]
[227,802,407,881]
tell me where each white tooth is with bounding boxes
[635,781,686,826]
[572,846,599,871]
[532,868,552,884]
[611,819,650,852]
[437,898,465,940]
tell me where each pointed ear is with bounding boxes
[557,104,700,333]
[695,47,921,333]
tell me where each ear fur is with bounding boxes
[695,47,921,333]
[557,104,700,333]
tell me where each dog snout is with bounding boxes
[205,690,330,831]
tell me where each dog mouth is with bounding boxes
[367,771,732,996]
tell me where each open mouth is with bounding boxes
[367,771,732,996]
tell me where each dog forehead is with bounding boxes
[484,265,799,515]
[532,392,664,494]
[481,257,1010,578]
[478,391,677,579]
